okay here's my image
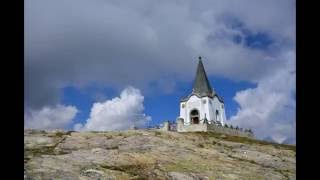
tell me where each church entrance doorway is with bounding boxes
[190,109,199,124]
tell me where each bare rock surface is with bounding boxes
[24,129,296,180]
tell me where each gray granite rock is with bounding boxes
[24,129,296,179]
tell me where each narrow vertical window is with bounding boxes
[216,110,219,121]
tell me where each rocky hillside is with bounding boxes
[24,129,296,180]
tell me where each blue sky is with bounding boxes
[61,27,269,129]
[25,0,295,144]
[62,76,257,129]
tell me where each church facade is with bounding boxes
[178,57,226,126]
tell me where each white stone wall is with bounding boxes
[161,121,169,131]
[211,96,226,126]
[179,95,226,126]
[177,123,207,132]
[176,119,253,138]
[180,95,201,125]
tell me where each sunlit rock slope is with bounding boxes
[24,129,296,180]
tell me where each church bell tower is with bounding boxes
[179,56,226,126]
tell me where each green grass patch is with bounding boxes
[154,131,162,136]
[55,132,65,138]
[163,160,212,173]
[100,164,149,179]
[184,132,295,152]
[197,143,205,148]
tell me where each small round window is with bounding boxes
[182,104,185,108]
[202,100,206,104]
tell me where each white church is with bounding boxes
[178,56,226,127]
[161,56,253,137]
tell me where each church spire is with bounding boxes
[192,56,213,96]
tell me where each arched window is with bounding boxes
[190,109,199,124]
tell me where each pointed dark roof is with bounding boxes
[180,56,223,103]
[192,56,213,96]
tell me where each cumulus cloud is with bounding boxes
[24,105,78,130]
[25,0,295,142]
[229,51,295,144]
[74,87,151,131]
[25,0,295,108]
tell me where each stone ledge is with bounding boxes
[176,120,253,138]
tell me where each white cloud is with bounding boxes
[75,86,151,131]
[24,104,78,130]
[25,0,295,143]
[229,51,295,144]
[25,0,295,108]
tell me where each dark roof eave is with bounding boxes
[215,94,224,103]
[180,93,224,103]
